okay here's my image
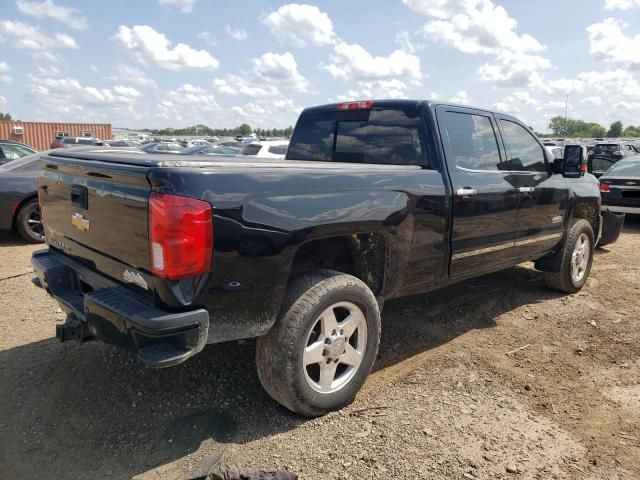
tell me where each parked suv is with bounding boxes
[51,137,103,149]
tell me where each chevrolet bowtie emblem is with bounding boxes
[71,213,90,232]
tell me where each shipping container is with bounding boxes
[0,121,112,151]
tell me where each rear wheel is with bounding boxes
[16,199,44,243]
[544,219,594,293]
[256,270,381,417]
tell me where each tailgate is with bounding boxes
[39,154,152,274]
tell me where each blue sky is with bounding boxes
[0,0,639,131]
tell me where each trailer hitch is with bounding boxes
[55,314,94,343]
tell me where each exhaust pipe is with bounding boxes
[55,315,93,343]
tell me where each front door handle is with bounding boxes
[455,187,477,197]
[518,186,535,194]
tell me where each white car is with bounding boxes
[240,140,289,158]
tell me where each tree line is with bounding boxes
[546,116,639,138]
[150,123,294,138]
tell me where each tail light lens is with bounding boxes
[337,100,374,111]
[149,192,213,280]
[599,182,610,193]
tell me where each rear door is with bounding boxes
[437,106,519,277]
[495,116,568,258]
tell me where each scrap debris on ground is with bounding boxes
[0,220,639,479]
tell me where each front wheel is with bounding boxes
[544,219,594,293]
[256,270,381,417]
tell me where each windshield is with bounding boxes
[593,144,619,154]
[604,160,640,177]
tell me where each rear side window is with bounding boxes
[500,120,546,172]
[241,145,262,156]
[63,137,76,144]
[443,111,501,171]
[287,108,428,166]
[268,145,288,155]
[77,138,95,145]
[592,158,616,176]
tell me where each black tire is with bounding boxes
[544,219,594,293]
[15,199,44,243]
[256,270,381,417]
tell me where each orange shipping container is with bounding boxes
[0,121,112,151]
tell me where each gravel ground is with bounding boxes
[0,220,639,479]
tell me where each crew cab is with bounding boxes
[32,100,623,417]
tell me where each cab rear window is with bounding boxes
[287,108,428,166]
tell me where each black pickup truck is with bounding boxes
[32,100,624,416]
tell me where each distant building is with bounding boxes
[0,121,112,150]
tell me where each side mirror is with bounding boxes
[562,144,584,178]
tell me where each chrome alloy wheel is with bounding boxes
[571,233,590,283]
[302,301,368,394]
[26,205,44,240]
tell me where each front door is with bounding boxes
[495,116,569,259]
[437,106,519,278]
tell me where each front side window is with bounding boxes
[241,145,262,156]
[443,111,502,171]
[63,137,77,144]
[500,120,546,172]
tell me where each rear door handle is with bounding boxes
[455,187,477,197]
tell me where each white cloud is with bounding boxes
[404,0,550,89]
[324,41,422,82]
[587,18,640,68]
[167,84,218,110]
[0,62,12,84]
[113,25,219,71]
[477,51,552,88]
[112,85,141,98]
[197,31,216,47]
[225,25,248,41]
[0,20,79,61]
[107,64,158,88]
[16,0,88,30]
[395,30,416,53]
[581,96,603,106]
[213,75,279,98]
[334,79,411,102]
[605,0,640,9]
[251,52,309,92]
[262,3,336,47]
[157,0,197,13]
[0,96,6,106]
[413,0,545,55]
[450,90,472,104]
[54,32,78,48]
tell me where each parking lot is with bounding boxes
[0,220,638,479]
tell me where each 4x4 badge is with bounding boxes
[71,213,90,232]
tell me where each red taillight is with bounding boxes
[599,182,610,193]
[337,100,373,111]
[149,192,213,280]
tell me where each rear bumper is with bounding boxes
[603,205,640,215]
[32,249,209,368]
